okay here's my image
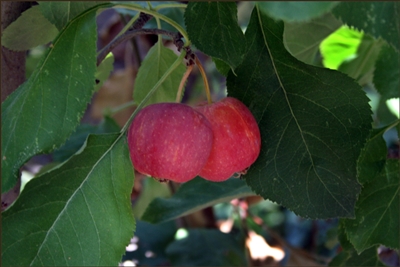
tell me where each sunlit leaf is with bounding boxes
[1,3,112,193]
[185,2,246,70]
[1,5,58,51]
[1,134,135,266]
[227,7,372,219]
[319,26,363,70]
[133,42,186,106]
[283,13,341,65]
[332,2,399,51]
[141,177,254,224]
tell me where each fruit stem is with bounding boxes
[195,57,212,104]
[176,64,193,102]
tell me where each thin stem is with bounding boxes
[154,3,187,11]
[113,3,190,46]
[176,65,193,102]
[195,57,212,104]
[120,50,187,134]
[97,28,181,66]
[119,13,142,67]
[117,12,140,39]
[107,101,135,116]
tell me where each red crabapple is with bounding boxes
[128,103,213,183]
[195,97,261,182]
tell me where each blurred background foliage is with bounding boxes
[18,1,399,266]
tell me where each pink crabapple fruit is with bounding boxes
[127,102,213,183]
[195,97,261,182]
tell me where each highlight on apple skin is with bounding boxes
[195,97,261,182]
[127,102,214,183]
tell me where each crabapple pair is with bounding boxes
[127,97,261,183]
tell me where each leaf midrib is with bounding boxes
[30,135,122,265]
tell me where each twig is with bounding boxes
[97,28,182,66]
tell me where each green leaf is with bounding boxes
[332,2,400,51]
[227,7,372,219]
[185,2,246,70]
[95,52,115,92]
[141,177,254,224]
[1,3,112,193]
[1,5,58,51]
[213,57,231,77]
[343,159,399,253]
[373,44,400,100]
[338,34,385,85]
[329,246,384,266]
[133,42,186,106]
[52,116,120,162]
[357,123,398,184]
[39,1,106,30]
[132,178,171,219]
[1,134,135,266]
[257,2,339,22]
[283,13,342,65]
[166,229,247,266]
[320,26,363,70]
[329,222,384,266]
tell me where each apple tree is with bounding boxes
[1,2,399,266]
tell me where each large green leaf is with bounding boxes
[38,1,106,30]
[332,2,399,51]
[1,5,58,51]
[344,159,399,253]
[227,7,372,219]
[133,42,186,106]
[1,134,135,266]
[373,44,400,100]
[166,229,247,266]
[185,2,246,70]
[1,3,112,194]
[141,177,254,224]
[283,13,342,65]
[257,2,339,22]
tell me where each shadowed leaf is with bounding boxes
[227,7,372,219]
